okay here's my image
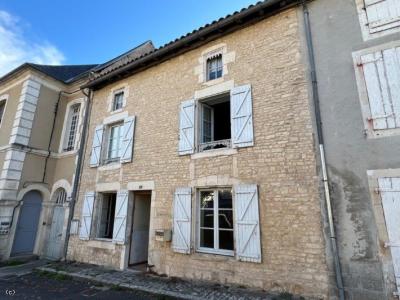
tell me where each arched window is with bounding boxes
[53,188,67,205]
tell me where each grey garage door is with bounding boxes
[11,191,42,256]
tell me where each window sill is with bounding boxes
[54,150,77,158]
[191,148,237,160]
[196,247,234,257]
[109,108,125,115]
[202,77,225,87]
[98,163,121,171]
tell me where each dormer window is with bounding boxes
[112,91,124,111]
[206,54,223,81]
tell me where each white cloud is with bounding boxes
[0,10,65,76]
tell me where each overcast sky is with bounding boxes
[0,0,257,76]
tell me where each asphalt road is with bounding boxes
[0,271,179,300]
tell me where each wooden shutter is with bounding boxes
[231,84,254,148]
[234,184,261,263]
[79,192,95,240]
[360,48,400,130]
[89,125,104,167]
[178,99,195,155]
[172,187,192,254]
[365,0,400,33]
[378,177,400,292]
[120,116,136,163]
[112,190,129,243]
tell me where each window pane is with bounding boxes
[200,229,214,248]
[206,55,223,81]
[113,92,124,110]
[0,102,5,124]
[218,190,232,208]
[218,210,233,229]
[200,191,214,208]
[200,210,214,228]
[219,230,233,250]
[108,124,123,159]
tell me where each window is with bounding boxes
[97,193,116,239]
[63,103,81,152]
[0,100,5,126]
[198,93,231,151]
[105,122,124,163]
[53,188,67,205]
[206,54,223,81]
[112,91,124,111]
[198,189,234,255]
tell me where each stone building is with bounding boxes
[66,1,334,298]
[0,63,95,260]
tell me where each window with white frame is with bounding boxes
[105,122,124,163]
[206,54,223,81]
[354,44,400,136]
[63,103,81,152]
[97,193,117,239]
[198,189,234,255]
[0,100,6,126]
[364,0,400,34]
[112,91,124,111]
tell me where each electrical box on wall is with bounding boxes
[155,229,172,242]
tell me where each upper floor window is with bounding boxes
[0,100,5,126]
[112,91,124,111]
[206,54,223,81]
[105,122,124,163]
[63,103,81,152]
[53,188,67,205]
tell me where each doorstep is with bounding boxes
[35,261,294,300]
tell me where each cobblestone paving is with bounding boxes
[37,262,300,300]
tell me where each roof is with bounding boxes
[86,0,301,89]
[0,63,98,85]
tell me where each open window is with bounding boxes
[97,193,117,239]
[198,93,231,151]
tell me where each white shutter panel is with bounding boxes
[378,177,400,293]
[172,187,192,254]
[361,51,396,130]
[178,99,195,155]
[79,192,95,240]
[89,125,104,167]
[234,184,261,263]
[231,84,254,148]
[120,116,136,163]
[365,0,400,33]
[112,190,129,243]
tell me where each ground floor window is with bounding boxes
[97,193,116,239]
[197,188,234,255]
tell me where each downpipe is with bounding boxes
[302,2,345,299]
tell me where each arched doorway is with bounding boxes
[45,188,67,260]
[11,191,43,256]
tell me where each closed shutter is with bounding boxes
[112,190,129,243]
[365,0,400,33]
[178,99,195,155]
[172,187,192,254]
[89,125,104,167]
[378,177,400,292]
[120,116,136,163]
[360,48,400,130]
[79,192,95,240]
[234,184,261,263]
[231,84,254,148]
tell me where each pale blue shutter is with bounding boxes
[231,85,254,148]
[120,116,136,163]
[365,0,400,33]
[112,190,129,243]
[90,125,104,167]
[234,184,261,263]
[172,187,192,254]
[178,99,195,155]
[79,192,95,240]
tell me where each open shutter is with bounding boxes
[89,125,104,167]
[365,0,400,33]
[178,99,195,155]
[361,49,400,130]
[79,192,95,240]
[120,116,136,163]
[112,190,129,243]
[172,187,191,254]
[231,84,254,148]
[234,184,261,263]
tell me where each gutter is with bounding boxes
[302,2,345,299]
[62,88,93,259]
